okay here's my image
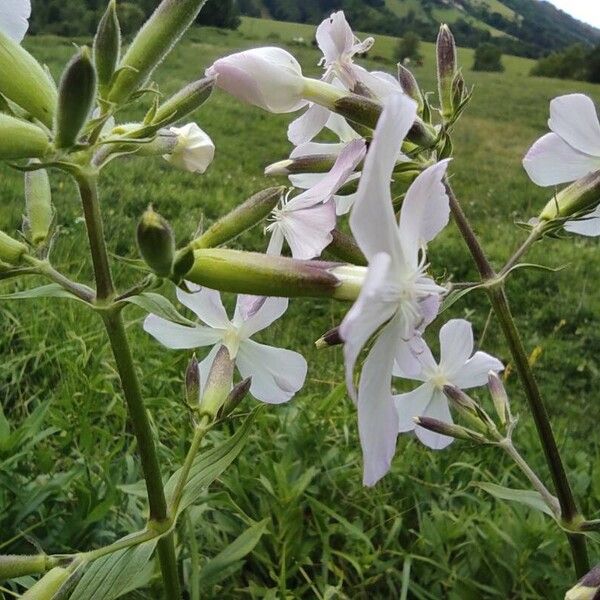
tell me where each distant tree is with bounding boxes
[530,44,589,81]
[238,0,262,18]
[588,45,600,83]
[395,32,422,63]
[196,0,241,29]
[473,43,504,72]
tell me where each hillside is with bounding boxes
[239,0,600,58]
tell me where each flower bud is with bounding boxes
[21,566,69,600]
[0,554,49,579]
[452,71,467,112]
[326,229,367,266]
[134,129,178,157]
[186,248,342,298]
[94,0,121,93]
[487,371,510,426]
[153,76,214,125]
[315,326,342,349]
[191,187,283,250]
[0,114,51,159]
[136,206,175,277]
[0,231,28,265]
[330,264,368,300]
[163,123,215,173]
[199,345,235,419]
[436,24,457,121]
[0,31,57,128]
[414,416,486,444]
[397,64,424,113]
[539,170,600,223]
[219,377,252,419]
[25,166,53,245]
[55,47,97,149]
[565,564,600,600]
[265,154,337,176]
[443,384,489,433]
[185,354,200,405]
[109,0,209,104]
[207,47,309,113]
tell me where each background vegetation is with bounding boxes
[1,15,600,599]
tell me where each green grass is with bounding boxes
[1,18,600,599]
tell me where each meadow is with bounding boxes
[1,15,600,599]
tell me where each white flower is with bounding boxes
[0,0,30,43]
[206,47,308,114]
[523,94,600,187]
[339,93,451,486]
[266,138,366,259]
[144,285,307,404]
[395,319,503,450]
[163,123,215,174]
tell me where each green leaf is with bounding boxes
[0,283,83,303]
[121,292,194,326]
[440,284,485,313]
[475,482,555,517]
[68,539,157,600]
[197,519,268,589]
[165,409,259,515]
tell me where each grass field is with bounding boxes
[1,16,600,599]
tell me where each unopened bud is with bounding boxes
[55,47,97,149]
[25,166,53,245]
[565,564,600,600]
[153,76,215,125]
[0,31,57,128]
[134,129,178,157]
[219,377,252,419]
[414,416,486,444]
[109,0,209,103]
[136,206,176,277]
[0,554,49,579]
[487,371,510,426]
[437,24,457,121]
[443,384,488,431]
[185,354,200,405]
[265,154,337,176]
[21,566,69,600]
[0,231,28,265]
[186,248,342,299]
[200,345,235,418]
[397,64,423,113]
[326,229,367,266]
[0,114,51,160]
[452,71,466,112]
[190,187,283,250]
[94,0,121,93]
[539,170,600,223]
[315,326,342,349]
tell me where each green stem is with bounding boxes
[445,181,589,576]
[187,515,200,600]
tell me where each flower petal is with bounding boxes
[266,225,285,256]
[290,141,345,159]
[453,351,504,389]
[438,318,474,376]
[198,344,221,394]
[349,93,417,264]
[357,321,400,486]
[236,339,307,404]
[523,132,600,186]
[415,390,454,450]
[237,295,289,337]
[564,205,600,236]
[177,284,230,328]
[549,94,600,157]
[395,383,435,432]
[288,102,331,145]
[316,11,354,65]
[326,112,360,142]
[354,67,403,100]
[143,314,222,349]
[0,0,30,43]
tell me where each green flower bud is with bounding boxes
[108,0,209,104]
[265,154,337,176]
[218,377,252,419]
[186,248,342,298]
[21,566,69,600]
[136,206,176,277]
[0,231,28,264]
[55,47,97,149]
[25,166,53,245]
[200,345,234,419]
[0,31,57,128]
[153,76,214,125]
[315,326,342,349]
[539,170,600,223]
[0,554,49,579]
[0,114,51,159]
[185,354,200,405]
[437,24,457,121]
[397,64,424,113]
[487,371,511,426]
[190,187,283,250]
[566,564,600,600]
[326,229,367,266]
[414,416,487,444]
[443,384,490,433]
[94,0,121,93]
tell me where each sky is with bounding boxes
[545,0,600,29]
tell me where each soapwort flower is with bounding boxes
[163,122,215,174]
[144,285,307,404]
[395,319,503,450]
[339,93,451,486]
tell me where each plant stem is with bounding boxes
[445,180,589,576]
[76,174,182,598]
[499,222,546,276]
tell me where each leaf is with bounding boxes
[475,482,555,517]
[440,284,485,313]
[197,519,269,589]
[121,292,194,326]
[0,284,84,303]
[68,539,157,600]
[165,409,259,515]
